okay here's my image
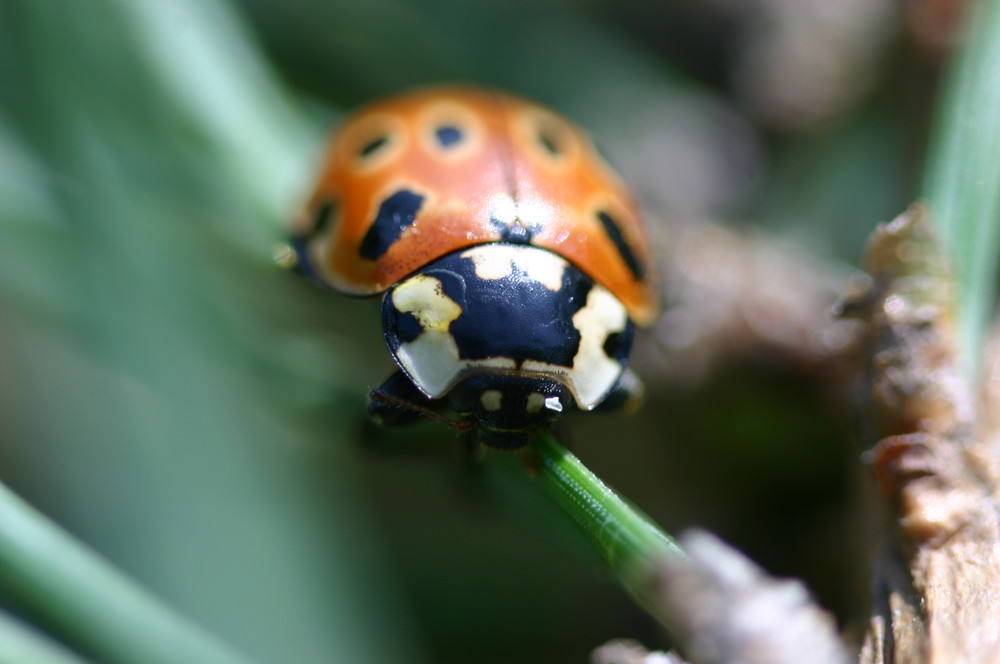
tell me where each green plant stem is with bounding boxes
[0,481,257,664]
[922,0,1000,381]
[532,431,684,609]
[0,611,96,664]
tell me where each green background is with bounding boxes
[0,1,956,662]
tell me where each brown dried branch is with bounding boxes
[840,203,1000,663]
[599,204,1000,663]
[646,530,849,664]
[591,639,689,664]
[642,217,859,386]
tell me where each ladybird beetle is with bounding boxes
[289,86,657,449]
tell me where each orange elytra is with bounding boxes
[292,85,658,327]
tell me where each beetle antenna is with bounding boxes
[368,390,474,432]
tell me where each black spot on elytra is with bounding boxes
[360,189,425,260]
[393,309,423,343]
[537,128,561,157]
[358,135,390,159]
[603,332,625,361]
[596,210,645,281]
[434,125,464,148]
[489,216,541,245]
[310,199,336,236]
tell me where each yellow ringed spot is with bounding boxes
[339,111,408,174]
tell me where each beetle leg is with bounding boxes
[368,370,473,431]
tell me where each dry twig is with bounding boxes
[649,530,849,664]
[839,204,1000,663]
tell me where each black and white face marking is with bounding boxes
[381,244,634,414]
[448,374,572,449]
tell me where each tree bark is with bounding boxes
[843,204,1000,663]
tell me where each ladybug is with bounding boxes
[289,86,657,449]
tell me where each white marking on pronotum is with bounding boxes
[392,275,460,331]
[390,274,515,398]
[522,283,627,410]
[461,245,564,292]
[462,247,515,281]
[388,249,627,407]
[569,285,629,408]
[391,276,465,397]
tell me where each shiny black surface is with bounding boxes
[382,246,595,368]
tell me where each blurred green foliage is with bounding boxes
[1,0,992,662]
[0,1,412,662]
[923,0,1000,378]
